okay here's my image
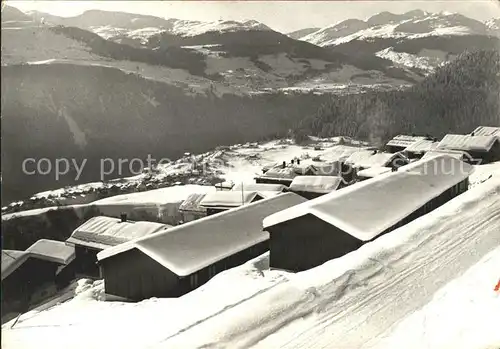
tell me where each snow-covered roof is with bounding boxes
[264,155,474,241]
[346,150,407,169]
[2,240,76,280]
[261,162,341,180]
[260,167,299,180]
[289,176,343,194]
[2,250,30,280]
[437,134,498,152]
[91,185,215,206]
[421,149,471,161]
[199,191,262,209]
[404,139,439,154]
[178,193,208,213]
[231,183,286,193]
[67,216,171,250]
[386,135,428,149]
[171,19,271,37]
[26,239,76,265]
[471,126,500,139]
[215,181,235,190]
[357,166,393,178]
[97,193,307,276]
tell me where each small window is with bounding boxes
[208,265,217,278]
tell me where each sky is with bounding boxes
[6,0,500,32]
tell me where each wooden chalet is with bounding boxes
[231,182,287,194]
[437,134,500,164]
[199,191,265,216]
[255,161,342,186]
[96,193,307,301]
[404,139,439,159]
[178,193,208,223]
[264,155,473,272]
[66,215,171,277]
[214,181,235,191]
[386,135,432,153]
[356,166,393,181]
[289,176,345,199]
[421,149,472,162]
[471,126,500,138]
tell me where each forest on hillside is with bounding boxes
[2,50,499,203]
[293,50,500,145]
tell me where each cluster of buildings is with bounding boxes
[2,125,498,320]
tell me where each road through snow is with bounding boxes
[159,175,500,349]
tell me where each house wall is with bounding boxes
[268,214,363,272]
[290,190,324,200]
[268,179,469,273]
[100,241,269,301]
[386,145,406,154]
[205,196,264,216]
[74,245,101,278]
[376,178,469,239]
[341,163,355,183]
[405,150,425,159]
[180,210,206,223]
[206,207,229,216]
[1,259,59,320]
[100,248,180,300]
[255,177,293,186]
[181,240,269,294]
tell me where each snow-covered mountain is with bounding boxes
[2,6,422,94]
[297,11,499,71]
[299,18,370,46]
[486,18,500,36]
[287,27,321,40]
[26,9,272,47]
[2,5,498,202]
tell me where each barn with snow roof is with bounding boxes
[96,193,307,301]
[199,191,265,215]
[2,239,75,321]
[356,166,393,181]
[437,134,500,164]
[471,126,500,138]
[289,176,345,199]
[386,135,432,153]
[231,182,287,194]
[67,216,171,277]
[264,155,473,272]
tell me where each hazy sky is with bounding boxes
[6,0,500,32]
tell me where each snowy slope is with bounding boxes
[88,19,271,46]
[2,138,369,214]
[2,163,500,349]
